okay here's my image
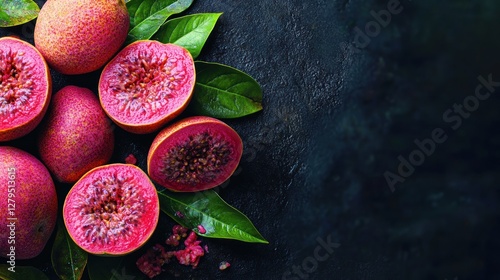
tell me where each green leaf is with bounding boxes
[153,13,222,59]
[0,0,39,27]
[87,255,147,280]
[125,0,142,19]
[0,265,49,280]
[51,222,88,280]
[158,190,269,244]
[189,61,263,118]
[127,0,194,44]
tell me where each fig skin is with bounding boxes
[34,0,129,75]
[0,146,57,260]
[99,40,196,134]
[147,116,243,192]
[63,164,160,256]
[0,37,52,142]
[37,86,115,183]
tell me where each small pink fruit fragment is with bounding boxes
[136,244,174,279]
[165,234,180,247]
[175,211,185,219]
[174,231,205,268]
[197,225,206,234]
[137,224,206,278]
[185,230,197,245]
[173,225,188,236]
[125,154,137,165]
[166,225,188,245]
[219,261,231,271]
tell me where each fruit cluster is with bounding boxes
[0,0,243,261]
[136,225,206,278]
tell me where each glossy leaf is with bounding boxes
[127,0,194,43]
[51,222,88,280]
[0,265,49,280]
[158,190,269,244]
[125,0,142,20]
[154,13,222,59]
[87,255,147,280]
[0,0,39,27]
[190,61,263,118]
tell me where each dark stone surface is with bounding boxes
[1,0,500,279]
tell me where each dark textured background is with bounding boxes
[1,0,500,279]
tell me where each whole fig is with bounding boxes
[34,0,129,75]
[37,86,114,183]
[0,146,57,259]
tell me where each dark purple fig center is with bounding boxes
[160,132,232,187]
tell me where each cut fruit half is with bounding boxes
[99,40,195,134]
[0,37,52,141]
[148,116,243,192]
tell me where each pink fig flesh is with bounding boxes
[148,116,243,192]
[63,164,160,256]
[99,40,195,134]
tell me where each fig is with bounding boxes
[0,146,57,259]
[37,85,114,183]
[34,0,129,75]
[63,164,160,256]
[99,40,195,134]
[0,37,52,142]
[147,116,243,192]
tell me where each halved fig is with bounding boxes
[63,164,159,256]
[0,37,51,142]
[147,116,243,192]
[98,40,195,134]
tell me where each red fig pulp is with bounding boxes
[99,40,195,134]
[63,164,159,256]
[147,116,243,192]
[0,37,52,142]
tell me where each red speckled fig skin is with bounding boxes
[0,146,57,259]
[37,86,115,183]
[34,0,129,75]
[0,37,52,142]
